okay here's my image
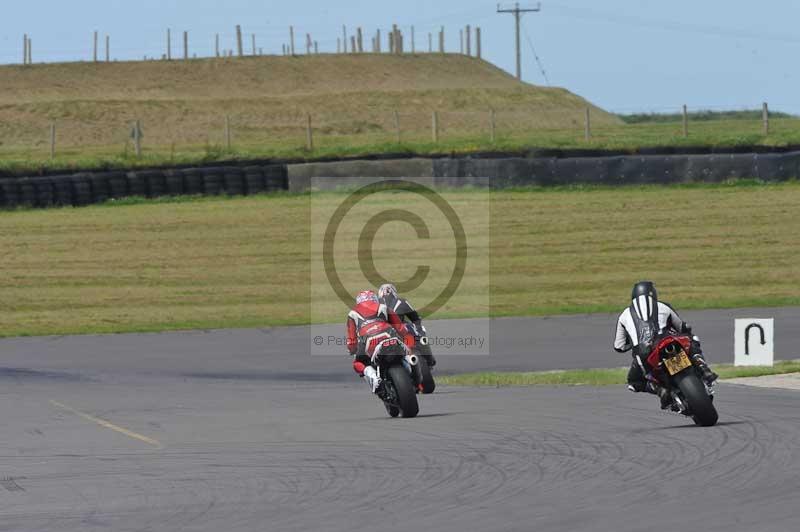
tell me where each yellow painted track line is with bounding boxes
[50,400,163,449]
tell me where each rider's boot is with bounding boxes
[363,366,383,395]
[646,382,674,410]
[692,354,719,385]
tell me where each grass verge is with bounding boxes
[1,182,800,337]
[438,360,800,387]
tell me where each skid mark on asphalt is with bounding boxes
[49,400,163,449]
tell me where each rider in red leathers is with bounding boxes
[347,290,414,394]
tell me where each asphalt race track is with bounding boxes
[1,308,799,531]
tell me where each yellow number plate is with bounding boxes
[663,350,692,375]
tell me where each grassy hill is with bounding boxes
[0,54,619,168]
[2,54,798,175]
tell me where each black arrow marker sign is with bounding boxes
[745,323,766,356]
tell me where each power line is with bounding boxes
[496,2,541,80]
[521,21,549,86]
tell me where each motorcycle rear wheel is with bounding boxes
[388,366,419,418]
[384,403,400,418]
[675,372,718,427]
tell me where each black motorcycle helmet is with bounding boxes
[631,281,658,321]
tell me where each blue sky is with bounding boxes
[3,0,799,113]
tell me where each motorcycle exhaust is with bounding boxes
[405,354,419,367]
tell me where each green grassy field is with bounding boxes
[1,181,799,337]
[438,360,800,387]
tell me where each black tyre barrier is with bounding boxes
[5,149,798,210]
[164,169,184,196]
[128,170,167,198]
[223,167,246,196]
[180,168,204,195]
[106,172,129,199]
[200,167,225,195]
[70,175,93,206]
[89,173,112,204]
[264,165,288,191]
[244,166,266,194]
[144,170,167,198]
[125,171,148,197]
[53,177,74,206]
[0,179,20,208]
[31,178,56,207]
[18,179,37,207]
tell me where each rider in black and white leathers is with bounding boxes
[378,283,436,367]
[614,281,718,408]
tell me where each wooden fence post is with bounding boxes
[411,26,415,53]
[351,36,356,54]
[28,37,32,64]
[762,102,769,135]
[23,34,27,65]
[476,27,482,59]
[584,107,592,141]
[134,120,142,157]
[183,31,189,60]
[432,111,439,143]
[389,31,395,54]
[376,29,381,53]
[439,27,445,53]
[236,25,243,57]
[252,34,257,56]
[93,31,98,62]
[216,34,220,57]
[306,114,314,151]
[106,35,110,62]
[290,26,295,55]
[167,29,172,60]
[393,110,401,143]
[428,33,433,53]
[357,27,363,53]
[682,104,689,138]
[225,115,232,150]
[490,109,496,143]
[466,25,471,56]
[49,122,56,159]
[306,33,312,54]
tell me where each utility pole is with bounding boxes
[497,2,541,80]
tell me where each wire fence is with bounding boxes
[1,104,797,166]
